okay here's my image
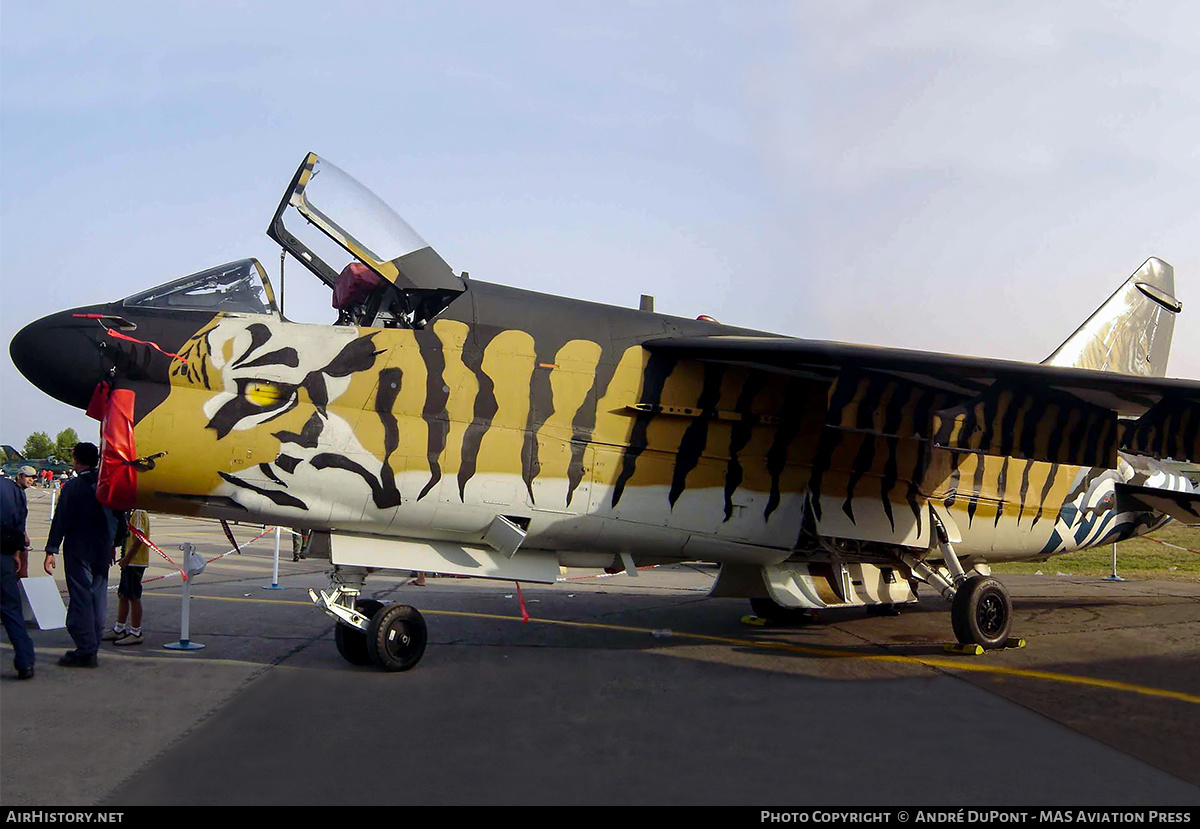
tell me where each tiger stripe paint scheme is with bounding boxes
[110,275,1196,574]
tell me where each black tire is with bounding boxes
[334,599,384,666]
[366,604,427,672]
[951,576,1011,649]
[749,597,815,625]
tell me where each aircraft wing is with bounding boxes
[643,335,1200,468]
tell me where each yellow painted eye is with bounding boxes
[244,381,287,407]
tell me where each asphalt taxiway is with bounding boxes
[2,489,1198,806]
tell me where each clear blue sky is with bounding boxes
[3,1,1198,446]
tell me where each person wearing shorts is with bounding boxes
[104,509,150,646]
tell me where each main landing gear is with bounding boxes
[896,519,1016,651]
[950,575,1012,649]
[311,567,428,671]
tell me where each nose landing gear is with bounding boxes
[312,567,429,671]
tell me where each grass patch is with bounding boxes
[992,522,1200,581]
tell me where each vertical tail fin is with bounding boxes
[0,445,24,461]
[1042,257,1180,377]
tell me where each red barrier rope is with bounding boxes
[129,525,187,581]
[129,524,274,586]
[1142,535,1200,556]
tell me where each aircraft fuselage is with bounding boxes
[12,274,1178,571]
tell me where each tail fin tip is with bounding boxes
[1042,257,1179,377]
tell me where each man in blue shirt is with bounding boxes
[1,465,37,679]
[43,443,122,668]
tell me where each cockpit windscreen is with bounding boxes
[124,259,277,315]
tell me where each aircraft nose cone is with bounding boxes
[10,306,111,411]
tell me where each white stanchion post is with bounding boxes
[49,484,56,520]
[1102,541,1126,582]
[164,542,206,650]
[263,526,284,590]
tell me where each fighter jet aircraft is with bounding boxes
[0,446,72,479]
[11,152,1199,670]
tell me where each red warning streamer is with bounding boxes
[515,581,530,623]
[1143,535,1200,556]
[71,314,186,362]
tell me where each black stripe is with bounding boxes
[520,341,559,502]
[967,454,987,527]
[1016,458,1034,525]
[994,456,1009,527]
[764,379,808,521]
[311,453,399,510]
[1061,404,1083,467]
[1032,462,1058,529]
[374,367,403,509]
[806,376,859,521]
[231,323,272,369]
[415,329,449,501]
[841,377,888,522]
[1184,402,1200,463]
[458,335,499,501]
[218,471,307,510]
[272,411,323,449]
[565,356,617,508]
[258,463,285,485]
[906,389,939,535]
[236,347,299,370]
[723,370,766,522]
[669,362,724,508]
[1019,394,1039,461]
[611,352,676,509]
[997,391,1020,459]
[944,452,963,508]
[878,384,909,531]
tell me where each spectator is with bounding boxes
[1,466,37,679]
[43,443,124,668]
[104,509,150,646]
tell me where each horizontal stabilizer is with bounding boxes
[1115,483,1200,526]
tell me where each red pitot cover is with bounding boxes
[97,387,138,510]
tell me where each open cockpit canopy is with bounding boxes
[268,153,465,295]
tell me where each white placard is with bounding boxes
[20,576,67,630]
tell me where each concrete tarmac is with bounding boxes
[2,490,1199,806]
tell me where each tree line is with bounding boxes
[0,429,82,464]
